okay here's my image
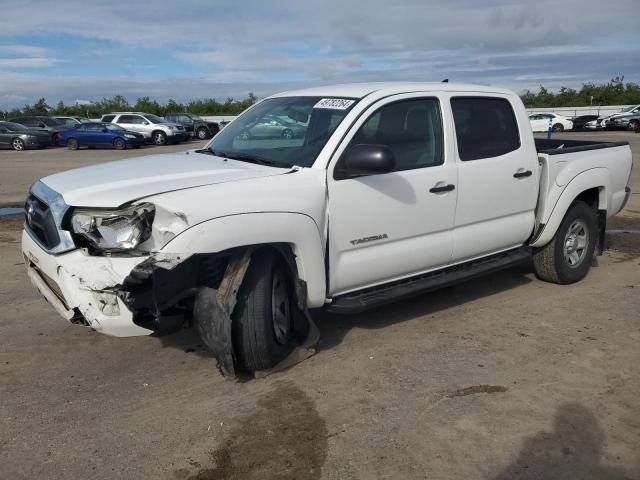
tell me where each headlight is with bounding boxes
[124,134,136,139]
[71,203,155,251]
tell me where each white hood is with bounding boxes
[41,151,290,207]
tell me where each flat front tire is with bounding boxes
[232,250,296,372]
[532,201,597,284]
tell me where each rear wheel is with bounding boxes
[552,123,564,132]
[152,131,167,145]
[113,138,126,150]
[232,250,296,372]
[532,201,597,284]
[67,138,79,150]
[11,138,25,151]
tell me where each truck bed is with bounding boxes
[535,138,629,155]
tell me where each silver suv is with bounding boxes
[101,112,188,145]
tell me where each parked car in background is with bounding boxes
[59,122,145,150]
[101,112,187,145]
[53,116,92,128]
[528,113,573,132]
[570,115,599,131]
[0,121,51,150]
[164,113,220,140]
[9,116,64,145]
[238,114,306,139]
[604,105,640,131]
[587,104,640,130]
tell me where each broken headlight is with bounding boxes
[70,203,155,251]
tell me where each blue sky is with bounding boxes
[0,0,638,109]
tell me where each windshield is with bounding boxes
[187,113,203,121]
[206,96,357,168]
[104,123,125,131]
[2,122,29,131]
[145,113,169,124]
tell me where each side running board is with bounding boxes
[326,247,531,314]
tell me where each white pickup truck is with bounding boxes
[22,82,633,376]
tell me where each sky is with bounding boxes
[0,0,639,109]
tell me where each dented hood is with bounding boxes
[41,151,290,207]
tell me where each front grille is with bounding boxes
[25,194,60,249]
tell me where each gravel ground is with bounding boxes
[0,131,639,479]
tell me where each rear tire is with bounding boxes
[232,250,296,372]
[532,201,597,284]
[113,138,126,150]
[67,138,79,150]
[552,123,564,132]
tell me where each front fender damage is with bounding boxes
[117,247,319,378]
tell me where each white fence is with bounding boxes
[525,105,633,118]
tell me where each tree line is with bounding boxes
[1,77,639,118]
[0,93,259,119]
[521,76,640,108]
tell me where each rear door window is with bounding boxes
[118,115,145,124]
[451,97,520,161]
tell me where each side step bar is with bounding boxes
[326,247,531,314]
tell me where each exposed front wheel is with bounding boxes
[532,201,597,284]
[11,138,25,151]
[152,131,167,145]
[232,250,296,372]
[67,138,79,150]
[552,123,564,132]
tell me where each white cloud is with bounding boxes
[0,57,60,68]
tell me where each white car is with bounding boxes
[23,82,632,376]
[528,112,574,132]
[101,112,188,145]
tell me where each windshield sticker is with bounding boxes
[314,98,355,110]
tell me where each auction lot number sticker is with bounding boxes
[314,98,355,110]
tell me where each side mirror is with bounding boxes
[341,144,396,178]
[39,123,46,128]
[102,128,109,133]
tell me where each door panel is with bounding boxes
[327,96,457,295]
[450,96,538,262]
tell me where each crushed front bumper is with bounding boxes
[22,228,153,337]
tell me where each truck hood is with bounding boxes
[41,151,291,207]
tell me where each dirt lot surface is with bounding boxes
[1,132,639,479]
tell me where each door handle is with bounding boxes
[513,170,532,179]
[429,184,455,193]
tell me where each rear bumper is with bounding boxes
[21,228,153,337]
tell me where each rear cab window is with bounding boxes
[451,97,520,161]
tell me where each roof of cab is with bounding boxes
[269,82,516,99]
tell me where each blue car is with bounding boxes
[60,122,145,150]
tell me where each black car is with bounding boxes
[0,121,51,150]
[164,113,220,140]
[571,115,600,131]
[8,116,65,145]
